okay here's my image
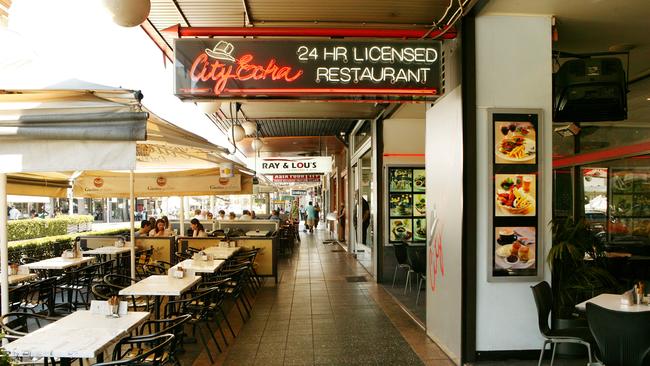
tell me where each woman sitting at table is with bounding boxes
[150,218,173,237]
[190,218,208,237]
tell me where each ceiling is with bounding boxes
[144,0,465,157]
[238,135,345,156]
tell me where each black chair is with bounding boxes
[531,281,593,366]
[391,242,411,290]
[93,333,175,366]
[20,277,56,314]
[138,314,191,365]
[91,283,119,300]
[406,244,427,305]
[586,302,650,366]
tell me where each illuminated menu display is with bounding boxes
[174,39,441,101]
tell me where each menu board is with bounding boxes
[388,167,426,243]
[490,110,541,279]
[609,168,650,239]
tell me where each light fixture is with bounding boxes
[102,0,151,27]
[251,138,264,151]
[197,101,222,114]
[241,121,256,135]
[229,124,246,142]
[554,123,581,137]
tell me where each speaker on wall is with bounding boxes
[553,57,627,122]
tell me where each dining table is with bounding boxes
[203,246,241,259]
[3,310,149,365]
[172,259,225,274]
[575,293,650,312]
[83,246,131,256]
[8,273,37,285]
[24,256,95,271]
[118,274,201,329]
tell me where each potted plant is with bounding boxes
[548,216,620,354]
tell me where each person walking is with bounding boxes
[305,201,316,234]
[338,203,346,242]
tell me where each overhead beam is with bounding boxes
[162,24,457,39]
[241,0,252,26]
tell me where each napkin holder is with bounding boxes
[114,238,125,248]
[169,266,185,279]
[621,289,635,305]
[90,300,128,316]
[61,250,74,259]
[17,265,30,275]
[219,241,229,248]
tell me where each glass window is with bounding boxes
[353,120,371,153]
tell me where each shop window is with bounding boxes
[353,120,371,153]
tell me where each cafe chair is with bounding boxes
[93,333,175,366]
[138,314,191,365]
[407,245,427,306]
[391,241,411,290]
[20,277,56,314]
[586,302,650,366]
[91,283,118,300]
[531,281,594,366]
[0,312,60,365]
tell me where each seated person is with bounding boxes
[228,212,237,220]
[190,218,208,237]
[135,220,152,237]
[269,210,281,221]
[149,218,173,237]
[217,210,226,220]
[250,210,257,219]
[239,210,252,220]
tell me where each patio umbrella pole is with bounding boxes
[129,170,135,280]
[0,173,8,318]
[179,196,185,236]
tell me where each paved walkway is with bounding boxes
[197,228,454,366]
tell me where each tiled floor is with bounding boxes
[197,227,454,366]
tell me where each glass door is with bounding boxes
[355,149,373,272]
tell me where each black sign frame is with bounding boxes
[174,39,442,102]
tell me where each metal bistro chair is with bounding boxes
[392,241,412,290]
[531,281,593,366]
[406,244,427,306]
[93,333,175,366]
[586,302,650,366]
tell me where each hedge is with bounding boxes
[7,215,94,241]
[8,227,130,263]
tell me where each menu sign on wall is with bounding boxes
[489,110,542,280]
[387,167,427,243]
[272,174,321,183]
[257,156,332,175]
[174,39,441,101]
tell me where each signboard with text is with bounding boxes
[174,39,441,101]
[257,156,332,175]
[272,174,321,183]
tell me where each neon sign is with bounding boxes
[174,39,441,101]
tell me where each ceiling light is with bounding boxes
[229,125,246,142]
[241,121,257,135]
[102,0,151,27]
[251,138,264,151]
[197,101,222,114]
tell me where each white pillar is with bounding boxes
[105,198,110,223]
[0,173,9,317]
[179,196,185,236]
[129,171,136,279]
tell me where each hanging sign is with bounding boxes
[256,156,332,175]
[272,174,322,183]
[174,39,441,101]
[290,190,307,196]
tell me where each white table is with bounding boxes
[203,246,241,259]
[576,293,650,312]
[173,259,225,274]
[4,310,149,365]
[24,256,95,270]
[8,273,37,285]
[246,230,269,237]
[83,247,131,256]
[119,275,201,322]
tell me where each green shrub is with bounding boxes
[8,227,130,263]
[7,215,94,241]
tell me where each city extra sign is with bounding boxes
[174,39,441,101]
[256,156,332,175]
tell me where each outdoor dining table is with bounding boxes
[172,259,225,274]
[8,273,37,285]
[118,274,201,327]
[575,293,650,312]
[203,246,241,259]
[3,310,149,365]
[24,256,95,271]
[83,246,131,256]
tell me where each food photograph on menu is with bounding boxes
[413,218,427,242]
[390,218,413,242]
[494,121,537,164]
[494,226,536,274]
[413,194,426,217]
[389,193,413,216]
[413,169,426,192]
[495,174,536,216]
[389,168,413,192]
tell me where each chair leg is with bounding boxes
[392,264,399,287]
[204,322,223,353]
[537,340,548,366]
[584,341,592,365]
[195,326,215,364]
[416,277,423,305]
[550,342,557,366]
[404,271,411,295]
[220,307,236,338]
